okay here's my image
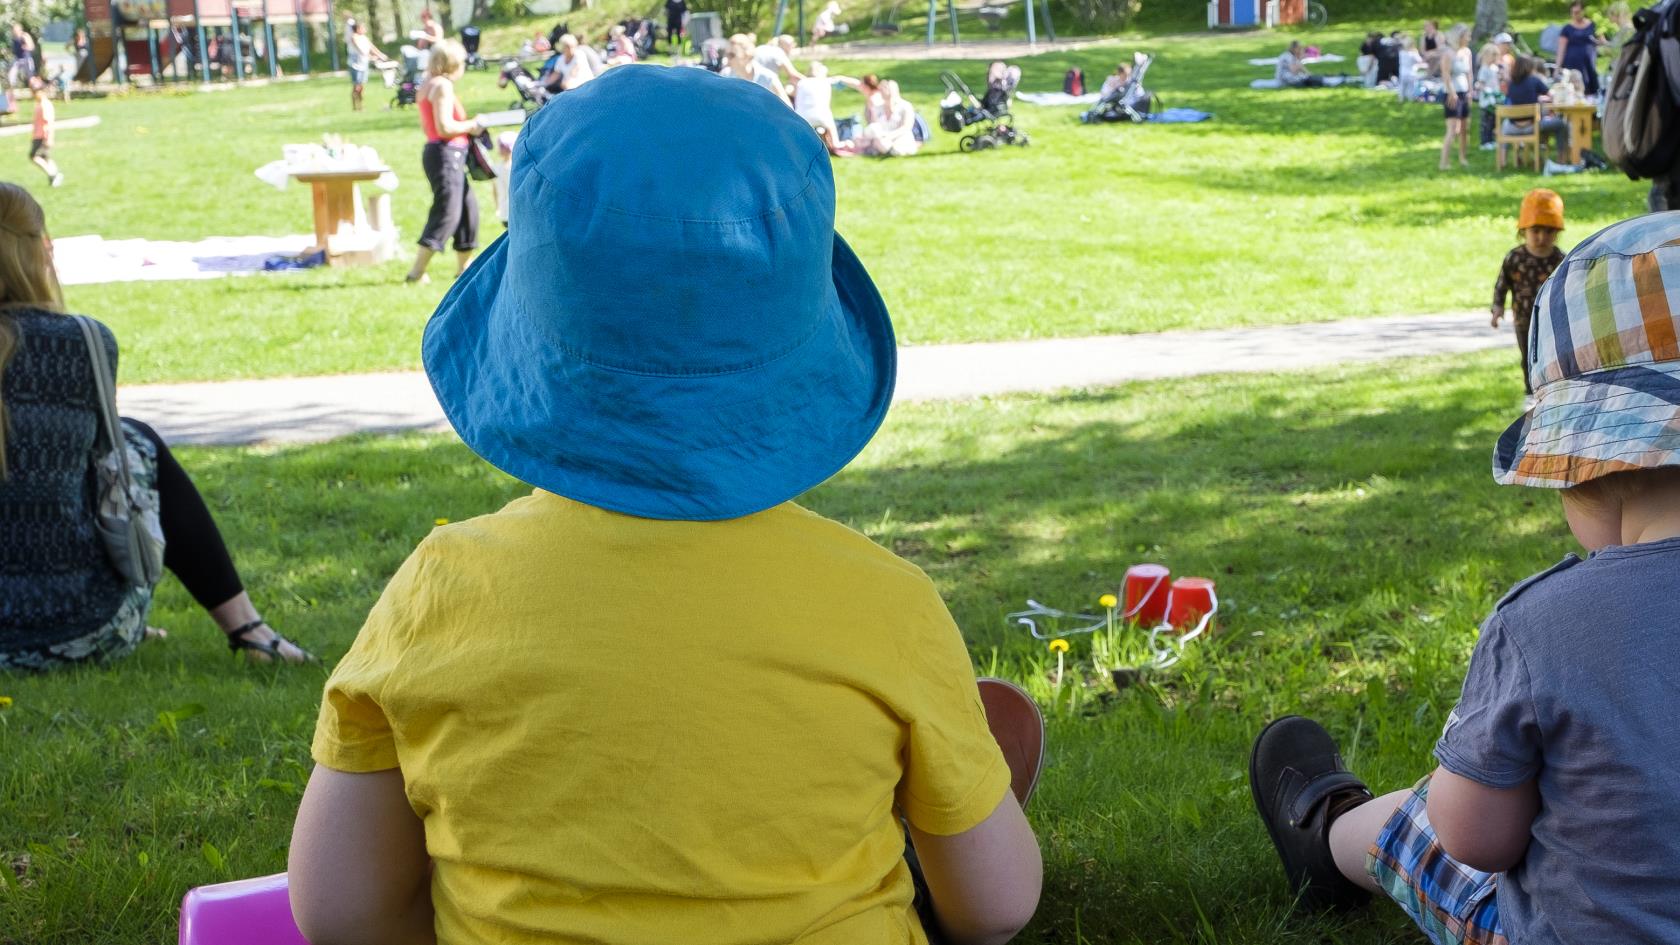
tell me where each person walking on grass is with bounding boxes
[1439,24,1473,170]
[27,77,61,187]
[1251,211,1680,945]
[0,184,311,670]
[405,39,483,285]
[1491,189,1565,397]
[291,66,1042,945]
[346,19,390,112]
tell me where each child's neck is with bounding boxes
[1618,490,1680,547]
[1523,243,1555,258]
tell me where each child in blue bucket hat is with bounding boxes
[1249,213,1680,944]
[290,66,1043,945]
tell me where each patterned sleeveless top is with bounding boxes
[0,309,128,652]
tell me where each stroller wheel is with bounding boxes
[1012,133,1029,146]
[959,134,979,152]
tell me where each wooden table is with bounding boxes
[1551,103,1597,165]
[289,168,390,265]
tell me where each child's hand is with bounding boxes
[1490,307,1503,328]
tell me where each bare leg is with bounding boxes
[1440,123,1453,170]
[1458,120,1470,165]
[406,247,434,283]
[455,249,473,276]
[1327,788,1410,893]
[208,591,310,664]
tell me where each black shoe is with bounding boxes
[1249,715,1374,912]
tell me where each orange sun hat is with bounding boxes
[1518,188,1566,231]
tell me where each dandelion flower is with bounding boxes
[1098,593,1118,609]
[434,517,450,526]
[0,696,12,709]
[1048,639,1069,654]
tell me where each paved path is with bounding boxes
[118,311,1504,446]
[809,36,1119,60]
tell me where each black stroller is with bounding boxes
[499,58,552,112]
[391,45,426,107]
[1080,52,1155,124]
[460,26,488,70]
[938,64,1027,151]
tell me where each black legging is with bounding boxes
[122,418,244,612]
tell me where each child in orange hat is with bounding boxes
[1491,188,1565,396]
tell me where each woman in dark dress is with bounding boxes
[0,183,310,670]
[1556,1,1603,98]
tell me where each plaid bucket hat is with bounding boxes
[1494,212,1680,488]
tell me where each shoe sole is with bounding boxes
[1248,714,1303,893]
[978,677,1045,809]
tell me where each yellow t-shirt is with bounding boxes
[312,491,1010,945]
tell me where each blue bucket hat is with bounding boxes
[422,66,896,521]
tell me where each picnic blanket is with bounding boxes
[1246,53,1345,66]
[1249,75,1357,89]
[53,234,318,286]
[1018,91,1102,106]
[1145,108,1212,123]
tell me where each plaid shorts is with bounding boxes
[1366,776,1507,945]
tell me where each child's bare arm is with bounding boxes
[1425,765,1539,872]
[907,792,1042,945]
[290,765,435,945]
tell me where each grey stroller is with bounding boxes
[1081,52,1156,124]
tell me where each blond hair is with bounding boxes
[0,181,65,478]
[426,38,466,78]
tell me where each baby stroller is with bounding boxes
[1081,52,1155,124]
[938,63,1027,151]
[460,26,488,70]
[499,58,552,112]
[391,44,426,107]
[698,35,728,71]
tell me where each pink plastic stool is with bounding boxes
[179,872,309,945]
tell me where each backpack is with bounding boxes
[1063,67,1083,96]
[1603,2,1680,179]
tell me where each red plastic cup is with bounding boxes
[1122,564,1171,627]
[1165,577,1217,633]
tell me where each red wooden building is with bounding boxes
[83,0,338,83]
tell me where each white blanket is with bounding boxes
[1017,91,1102,106]
[1247,53,1345,66]
[54,234,317,286]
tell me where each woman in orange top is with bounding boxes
[405,39,484,285]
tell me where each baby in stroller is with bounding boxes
[391,44,428,107]
[499,58,552,111]
[1080,52,1154,123]
[938,60,1028,151]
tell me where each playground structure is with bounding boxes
[80,0,340,85]
[773,0,1057,46]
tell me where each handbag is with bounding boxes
[73,315,166,589]
[466,130,498,182]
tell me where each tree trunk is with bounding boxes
[392,0,406,43]
[1474,0,1508,42]
[366,0,384,43]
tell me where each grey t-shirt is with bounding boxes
[1435,538,1680,945]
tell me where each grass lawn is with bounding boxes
[1,349,1572,943]
[19,24,1642,384]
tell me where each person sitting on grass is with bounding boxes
[722,33,786,100]
[856,79,920,156]
[604,24,638,66]
[290,66,1042,945]
[1277,40,1324,88]
[539,33,597,93]
[755,32,805,84]
[0,183,310,670]
[1250,211,1680,945]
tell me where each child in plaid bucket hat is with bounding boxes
[1249,213,1680,944]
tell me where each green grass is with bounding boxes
[1,349,1570,943]
[15,24,1642,384]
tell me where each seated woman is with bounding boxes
[721,34,787,100]
[539,34,596,93]
[0,184,309,671]
[604,24,637,66]
[980,60,1019,114]
[855,79,920,156]
[1276,40,1324,87]
[1503,55,1574,161]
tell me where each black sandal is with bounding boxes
[226,619,316,664]
[1249,715,1374,912]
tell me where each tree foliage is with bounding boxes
[1055,0,1141,30]
[689,0,773,37]
[0,0,82,32]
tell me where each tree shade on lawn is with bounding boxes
[2,350,1571,944]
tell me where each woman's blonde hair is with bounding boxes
[427,38,466,78]
[1448,23,1471,48]
[0,181,64,478]
[1478,42,1501,67]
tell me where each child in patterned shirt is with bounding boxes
[1491,189,1565,394]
